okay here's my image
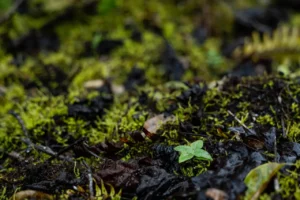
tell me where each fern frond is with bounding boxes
[233,26,300,61]
[94,179,122,200]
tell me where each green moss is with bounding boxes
[121,141,153,161]
[237,101,250,110]
[20,95,67,130]
[71,59,108,88]
[278,161,300,199]
[0,55,16,84]
[93,96,147,142]
[264,80,274,89]
[258,193,271,200]
[179,159,210,177]
[2,1,300,198]
[291,102,299,113]
[0,85,25,113]
[256,114,275,126]
[287,122,300,142]
[119,106,147,133]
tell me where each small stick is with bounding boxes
[20,138,73,162]
[9,111,34,151]
[8,111,74,161]
[281,117,287,138]
[274,134,279,162]
[227,110,254,134]
[82,142,101,158]
[83,160,94,199]
[9,111,30,140]
[7,151,25,161]
[47,137,87,162]
[20,138,55,156]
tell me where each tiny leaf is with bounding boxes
[174,145,193,154]
[178,152,194,163]
[194,149,213,161]
[244,162,285,200]
[191,140,203,151]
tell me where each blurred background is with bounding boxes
[0,0,300,97]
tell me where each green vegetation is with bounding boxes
[174,140,213,163]
[1,0,300,199]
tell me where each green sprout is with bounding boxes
[174,140,213,163]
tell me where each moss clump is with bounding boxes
[277,161,300,199]
[256,114,275,126]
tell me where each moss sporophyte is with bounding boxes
[174,140,213,163]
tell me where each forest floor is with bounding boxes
[1,0,300,199]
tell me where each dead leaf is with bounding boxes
[11,190,53,200]
[143,114,175,135]
[244,162,285,200]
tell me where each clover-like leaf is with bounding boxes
[178,152,194,163]
[191,140,203,151]
[174,140,213,163]
[194,149,213,161]
[174,145,193,154]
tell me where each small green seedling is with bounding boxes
[174,140,213,163]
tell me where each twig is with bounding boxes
[9,110,34,151]
[0,0,25,25]
[8,111,74,161]
[82,142,101,158]
[83,160,94,199]
[7,151,25,162]
[9,110,30,139]
[274,134,279,162]
[47,137,87,162]
[9,111,79,162]
[227,110,254,134]
[281,116,287,138]
[20,138,74,162]
[20,138,54,155]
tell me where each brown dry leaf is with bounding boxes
[143,114,175,134]
[205,188,228,200]
[11,190,53,200]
